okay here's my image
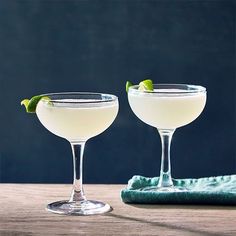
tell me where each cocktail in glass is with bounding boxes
[36,92,119,215]
[128,84,206,192]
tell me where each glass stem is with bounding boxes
[157,129,175,189]
[69,142,86,202]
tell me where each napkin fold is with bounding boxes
[121,175,236,205]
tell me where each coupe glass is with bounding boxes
[128,84,206,192]
[36,92,119,215]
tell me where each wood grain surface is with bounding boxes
[0,184,235,236]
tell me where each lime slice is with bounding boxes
[126,81,133,93]
[21,99,29,108]
[21,95,50,113]
[139,79,153,91]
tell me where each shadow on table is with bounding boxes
[107,204,230,236]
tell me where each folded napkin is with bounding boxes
[121,175,236,205]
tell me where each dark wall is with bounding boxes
[0,0,235,183]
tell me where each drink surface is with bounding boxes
[128,89,206,129]
[36,99,119,141]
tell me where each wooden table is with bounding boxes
[0,184,235,236]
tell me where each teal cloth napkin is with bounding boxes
[121,175,236,205]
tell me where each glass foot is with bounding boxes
[46,200,112,215]
[141,186,188,192]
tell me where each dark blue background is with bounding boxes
[0,0,235,183]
